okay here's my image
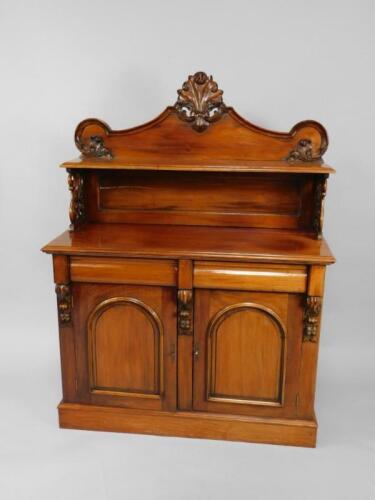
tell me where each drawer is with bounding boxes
[193,261,307,293]
[70,257,177,286]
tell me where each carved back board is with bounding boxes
[70,71,329,168]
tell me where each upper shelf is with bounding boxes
[63,72,334,175]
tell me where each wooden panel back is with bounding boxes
[74,107,328,163]
[85,170,314,229]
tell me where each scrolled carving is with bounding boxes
[55,284,71,324]
[77,135,112,159]
[303,296,322,342]
[286,139,314,162]
[312,175,328,239]
[174,71,226,132]
[67,171,85,230]
[177,289,193,335]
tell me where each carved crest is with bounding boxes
[76,135,112,159]
[174,72,226,132]
[55,284,72,324]
[68,171,85,230]
[303,296,322,342]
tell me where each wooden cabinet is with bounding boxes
[43,72,335,447]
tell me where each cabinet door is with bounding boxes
[73,283,176,411]
[193,290,302,418]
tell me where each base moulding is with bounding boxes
[58,402,317,447]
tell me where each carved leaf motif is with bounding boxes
[286,139,314,162]
[68,171,84,230]
[174,72,226,132]
[303,296,322,342]
[312,175,328,239]
[77,135,112,159]
[55,284,71,324]
[177,290,193,335]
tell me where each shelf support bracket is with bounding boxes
[312,174,328,239]
[67,170,85,231]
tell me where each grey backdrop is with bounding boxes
[1,1,374,499]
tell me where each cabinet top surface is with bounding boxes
[63,157,335,174]
[42,223,335,265]
[66,71,334,174]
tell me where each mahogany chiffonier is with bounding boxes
[42,72,335,447]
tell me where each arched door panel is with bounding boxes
[193,290,303,418]
[88,297,163,396]
[73,283,176,411]
[208,303,285,405]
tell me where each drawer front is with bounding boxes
[70,257,177,286]
[194,261,307,293]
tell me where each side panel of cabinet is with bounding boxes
[193,290,303,418]
[72,283,176,411]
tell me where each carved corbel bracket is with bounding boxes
[55,284,72,325]
[177,289,193,335]
[303,296,322,342]
[312,174,328,239]
[174,72,226,132]
[67,170,85,231]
